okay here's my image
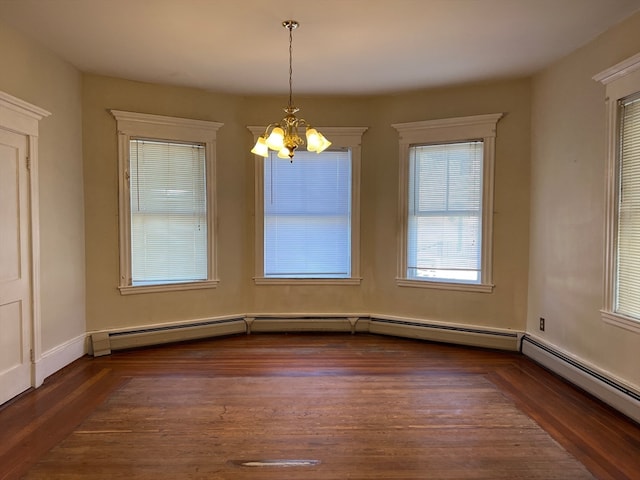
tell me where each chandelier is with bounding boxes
[251,20,331,161]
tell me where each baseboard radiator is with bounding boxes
[369,315,520,351]
[90,314,519,356]
[522,335,640,424]
[246,315,370,334]
[91,317,246,356]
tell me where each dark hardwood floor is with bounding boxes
[1,333,638,479]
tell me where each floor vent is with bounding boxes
[231,460,321,468]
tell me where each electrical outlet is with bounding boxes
[539,317,545,331]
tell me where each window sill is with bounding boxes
[119,280,220,295]
[396,278,494,293]
[601,310,640,334]
[254,277,362,286]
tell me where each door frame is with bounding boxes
[0,91,50,389]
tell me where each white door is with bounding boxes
[0,128,32,405]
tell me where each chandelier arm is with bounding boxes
[296,118,311,128]
[262,122,282,137]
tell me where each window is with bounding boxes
[129,140,206,285]
[408,141,483,283]
[264,149,351,278]
[250,126,367,285]
[616,95,640,320]
[393,114,502,292]
[595,52,640,332]
[111,110,223,294]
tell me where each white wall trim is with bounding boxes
[522,335,640,424]
[34,334,87,386]
[110,110,223,292]
[0,91,50,394]
[593,51,640,85]
[600,310,640,334]
[392,113,503,291]
[249,126,367,283]
[594,53,640,332]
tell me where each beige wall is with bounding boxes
[83,75,531,332]
[0,23,85,353]
[529,11,640,389]
[3,3,638,406]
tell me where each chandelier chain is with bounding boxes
[288,23,293,109]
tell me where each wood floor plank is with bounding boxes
[1,334,638,479]
[489,364,640,480]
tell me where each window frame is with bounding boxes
[249,126,367,285]
[393,114,502,293]
[111,110,223,295]
[594,52,640,333]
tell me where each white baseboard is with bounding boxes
[522,335,640,424]
[33,333,87,387]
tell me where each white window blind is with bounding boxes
[616,95,640,319]
[264,149,351,278]
[407,141,483,283]
[129,139,207,285]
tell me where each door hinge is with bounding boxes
[26,155,31,170]
[30,349,35,362]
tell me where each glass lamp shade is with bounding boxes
[316,133,332,153]
[266,127,285,150]
[277,147,292,159]
[251,136,269,157]
[306,128,321,152]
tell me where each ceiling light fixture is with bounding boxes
[251,20,331,161]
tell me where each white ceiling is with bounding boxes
[1,0,640,95]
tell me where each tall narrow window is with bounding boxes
[264,149,351,278]
[407,141,483,283]
[615,94,640,319]
[595,52,640,332]
[112,110,222,294]
[394,114,502,292]
[250,126,367,285]
[129,139,207,285]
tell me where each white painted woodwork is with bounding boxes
[0,128,32,405]
[249,126,367,285]
[594,53,640,333]
[110,110,223,295]
[392,114,503,293]
[0,91,50,405]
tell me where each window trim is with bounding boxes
[594,52,640,333]
[393,113,502,293]
[248,125,367,285]
[111,110,223,295]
